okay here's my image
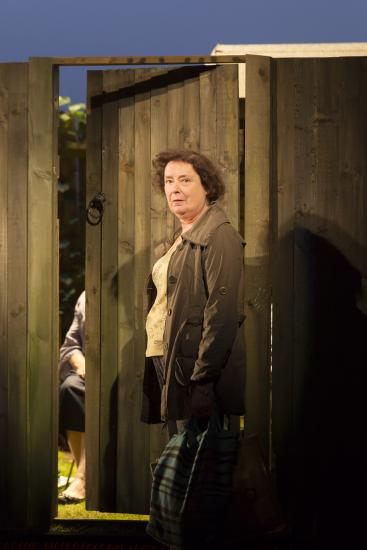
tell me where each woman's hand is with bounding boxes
[190,381,215,418]
[69,352,86,379]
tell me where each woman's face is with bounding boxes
[164,161,208,221]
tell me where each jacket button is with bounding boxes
[164,343,168,351]
[167,308,172,316]
[219,286,227,295]
[168,275,176,284]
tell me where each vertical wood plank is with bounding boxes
[216,64,239,228]
[292,59,315,451]
[183,75,200,151]
[97,70,120,511]
[116,69,136,511]
[51,65,60,518]
[6,63,29,527]
[244,55,273,462]
[271,59,296,474]
[150,70,169,259]
[132,68,151,512]
[149,71,170,467]
[200,68,217,163]
[28,57,58,528]
[0,64,9,527]
[167,77,184,234]
[216,65,240,431]
[167,79,184,150]
[85,70,103,510]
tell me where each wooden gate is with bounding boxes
[271,57,367,538]
[7,53,365,536]
[85,63,245,512]
[0,60,59,530]
[0,54,273,527]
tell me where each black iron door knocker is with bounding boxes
[86,192,106,226]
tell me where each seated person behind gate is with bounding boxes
[58,290,86,503]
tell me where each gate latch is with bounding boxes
[86,192,106,226]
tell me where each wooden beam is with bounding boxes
[31,55,247,67]
[0,63,9,529]
[28,57,59,528]
[85,70,103,510]
[6,63,29,529]
[244,55,273,465]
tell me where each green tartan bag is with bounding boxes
[146,412,238,548]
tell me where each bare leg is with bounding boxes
[61,430,85,499]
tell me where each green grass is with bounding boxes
[57,450,148,521]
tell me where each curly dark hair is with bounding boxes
[152,150,225,203]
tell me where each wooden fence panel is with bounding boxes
[0,64,9,526]
[272,57,367,538]
[0,60,58,530]
[28,57,59,529]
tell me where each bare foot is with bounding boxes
[61,476,85,500]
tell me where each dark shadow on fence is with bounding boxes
[273,219,367,546]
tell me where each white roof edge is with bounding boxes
[211,43,367,57]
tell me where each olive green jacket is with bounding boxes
[141,204,246,423]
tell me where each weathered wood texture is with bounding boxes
[28,58,59,528]
[0,64,9,528]
[0,61,58,530]
[217,64,240,227]
[244,56,273,464]
[0,63,29,529]
[0,63,31,529]
[272,57,367,536]
[86,64,240,513]
[85,71,103,509]
[49,55,246,66]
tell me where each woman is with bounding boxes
[141,150,245,436]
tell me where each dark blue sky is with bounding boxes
[1,0,367,102]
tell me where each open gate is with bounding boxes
[85,62,243,512]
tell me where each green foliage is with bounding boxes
[59,95,86,143]
[59,96,71,107]
[58,97,86,340]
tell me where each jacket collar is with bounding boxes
[180,203,230,246]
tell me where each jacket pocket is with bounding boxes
[175,356,195,386]
[179,317,203,358]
